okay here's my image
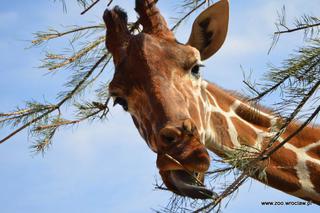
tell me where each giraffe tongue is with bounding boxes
[170,170,217,199]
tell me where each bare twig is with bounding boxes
[243,80,260,97]
[171,0,207,31]
[80,0,112,15]
[81,0,101,15]
[107,0,113,7]
[275,22,320,35]
[206,166,235,175]
[194,173,248,212]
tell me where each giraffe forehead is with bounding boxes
[125,34,200,70]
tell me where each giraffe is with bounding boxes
[103,0,320,204]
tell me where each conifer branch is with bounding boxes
[269,6,320,53]
[275,22,320,35]
[32,24,104,46]
[261,80,320,158]
[42,36,105,71]
[0,54,107,145]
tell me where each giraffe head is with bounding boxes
[104,0,229,199]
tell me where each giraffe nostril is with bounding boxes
[160,126,181,144]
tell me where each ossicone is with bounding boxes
[135,0,174,39]
[103,6,131,65]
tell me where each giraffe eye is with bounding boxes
[191,64,204,79]
[113,97,128,111]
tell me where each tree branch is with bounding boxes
[171,0,207,31]
[32,24,104,46]
[81,0,101,15]
[275,22,320,35]
[0,54,107,144]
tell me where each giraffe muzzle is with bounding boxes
[157,119,215,199]
[156,119,210,172]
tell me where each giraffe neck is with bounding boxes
[200,80,320,204]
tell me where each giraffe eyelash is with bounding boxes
[191,64,204,78]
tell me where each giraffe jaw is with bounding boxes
[169,170,217,199]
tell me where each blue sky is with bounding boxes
[0,0,319,212]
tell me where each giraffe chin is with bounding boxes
[169,170,217,200]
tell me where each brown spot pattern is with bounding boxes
[306,161,320,194]
[211,112,234,149]
[284,123,320,148]
[206,84,235,112]
[231,117,257,147]
[307,145,320,160]
[234,103,271,128]
[264,146,301,192]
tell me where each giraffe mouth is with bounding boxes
[169,170,217,199]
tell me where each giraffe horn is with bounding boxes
[135,0,174,39]
[103,6,130,65]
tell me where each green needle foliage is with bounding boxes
[270,6,320,53]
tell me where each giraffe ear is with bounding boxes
[187,0,229,61]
